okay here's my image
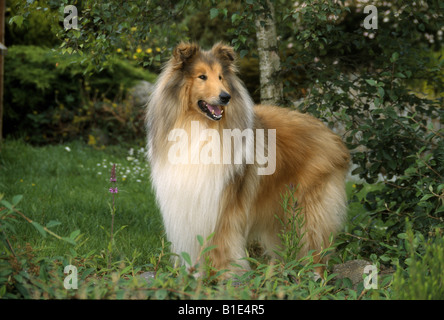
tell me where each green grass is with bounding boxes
[1,139,402,300]
[0,139,163,266]
[0,139,369,269]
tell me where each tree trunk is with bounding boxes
[255,0,283,106]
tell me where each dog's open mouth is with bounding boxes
[198,100,224,121]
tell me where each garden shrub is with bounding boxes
[4,45,156,144]
[392,225,444,300]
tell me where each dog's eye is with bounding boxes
[198,75,207,80]
[219,75,222,80]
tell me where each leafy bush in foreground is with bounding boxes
[392,225,444,300]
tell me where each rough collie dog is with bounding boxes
[146,42,350,275]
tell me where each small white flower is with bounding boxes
[65,146,71,152]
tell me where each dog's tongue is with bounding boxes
[207,104,222,116]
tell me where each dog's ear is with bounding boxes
[212,42,237,72]
[172,42,200,69]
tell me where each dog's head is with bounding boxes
[171,42,237,121]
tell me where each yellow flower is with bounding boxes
[116,48,122,53]
[155,47,161,52]
[136,47,142,53]
[146,48,152,54]
[130,27,137,32]
[133,55,137,60]
[20,179,24,183]
[88,134,97,146]
[32,183,36,187]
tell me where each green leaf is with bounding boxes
[69,229,81,240]
[390,52,399,63]
[419,194,434,201]
[181,252,192,266]
[46,220,62,228]
[0,200,13,211]
[155,289,168,300]
[380,254,391,262]
[377,87,385,99]
[31,221,47,238]
[197,235,204,247]
[231,13,240,24]
[9,15,24,28]
[374,97,381,107]
[365,79,377,86]
[12,195,23,206]
[201,245,217,256]
[210,8,219,20]
[61,237,77,245]
[240,49,249,58]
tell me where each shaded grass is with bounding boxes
[0,139,163,266]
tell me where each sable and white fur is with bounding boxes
[146,42,350,273]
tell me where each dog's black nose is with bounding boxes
[219,91,231,105]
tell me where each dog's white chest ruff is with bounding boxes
[149,126,238,265]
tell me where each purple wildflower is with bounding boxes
[107,163,117,269]
[109,187,118,194]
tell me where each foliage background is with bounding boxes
[1,0,443,299]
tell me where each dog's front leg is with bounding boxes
[208,193,250,275]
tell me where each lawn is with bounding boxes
[0,139,366,267]
[2,139,440,300]
[1,139,383,300]
[0,140,163,268]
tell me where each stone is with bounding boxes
[332,259,372,288]
[139,271,156,285]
